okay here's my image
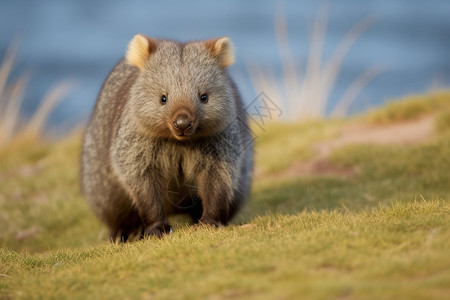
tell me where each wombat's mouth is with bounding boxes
[169,123,198,141]
[173,132,193,141]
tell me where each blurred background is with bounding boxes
[1,0,450,133]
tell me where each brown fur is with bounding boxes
[81,35,253,241]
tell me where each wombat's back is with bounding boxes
[81,60,139,228]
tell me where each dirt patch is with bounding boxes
[0,158,48,180]
[16,226,41,241]
[270,115,435,180]
[274,159,358,180]
[315,115,435,158]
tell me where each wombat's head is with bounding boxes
[125,34,239,141]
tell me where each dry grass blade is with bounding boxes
[320,17,377,113]
[331,67,384,117]
[0,273,13,279]
[0,39,19,101]
[0,75,29,147]
[0,39,28,147]
[274,1,301,116]
[248,5,378,120]
[247,61,284,116]
[0,41,74,152]
[300,3,329,118]
[22,80,74,140]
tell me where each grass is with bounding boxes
[2,201,449,300]
[365,91,450,124]
[1,92,450,299]
[0,41,73,154]
[252,119,341,174]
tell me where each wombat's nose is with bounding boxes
[173,114,193,132]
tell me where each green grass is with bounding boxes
[252,119,341,174]
[365,91,450,124]
[1,93,450,299]
[435,108,450,133]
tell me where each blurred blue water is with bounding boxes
[1,0,450,130]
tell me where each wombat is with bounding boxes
[81,34,253,241]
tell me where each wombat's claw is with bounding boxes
[197,218,224,227]
[144,223,172,238]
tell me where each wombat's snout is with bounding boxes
[172,112,195,138]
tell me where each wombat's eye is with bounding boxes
[200,94,208,103]
[160,95,167,104]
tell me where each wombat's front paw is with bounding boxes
[144,223,172,238]
[198,218,226,227]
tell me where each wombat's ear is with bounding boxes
[204,37,235,68]
[125,34,157,70]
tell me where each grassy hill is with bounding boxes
[1,92,449,299]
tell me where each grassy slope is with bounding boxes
[1,92,450,299]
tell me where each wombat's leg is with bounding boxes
[227,188,245,222]
[130,176,172,238]
[108,204,143,242]
[90,180,143,243]
[227,159,252,221]
[196,167,232,226]
[187,200,203,223]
